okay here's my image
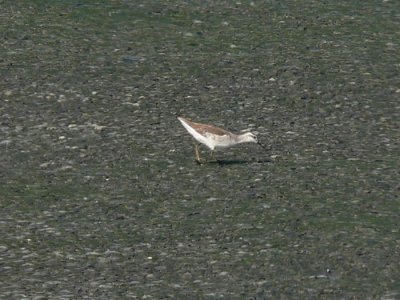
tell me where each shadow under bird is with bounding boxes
[177,116,268,163]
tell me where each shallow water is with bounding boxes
[1,1,399,298]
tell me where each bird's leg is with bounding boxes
[195,144,203,163]
[210,150,217,162]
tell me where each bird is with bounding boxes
[177,116,268,163]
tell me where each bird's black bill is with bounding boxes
[257,142,269,151]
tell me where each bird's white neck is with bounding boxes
[235,132,257,144]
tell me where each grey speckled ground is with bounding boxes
[1,1,399,299]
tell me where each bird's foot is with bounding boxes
[195,158,207,165]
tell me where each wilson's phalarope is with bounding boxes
[177,116,268,163]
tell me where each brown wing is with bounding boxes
[180,117,233,136]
